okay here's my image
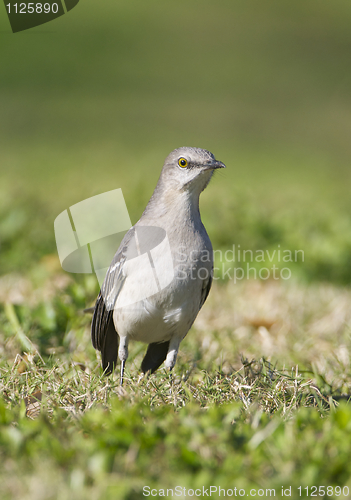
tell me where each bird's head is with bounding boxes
[160,147,226,195]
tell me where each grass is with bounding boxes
[1,268,351,498]
[2,391,351,500]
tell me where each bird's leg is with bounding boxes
[165,338,181,402]
[118,336,129,386]
[165,337,181,371]
[120,359,125,386]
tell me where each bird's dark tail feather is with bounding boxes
[141,341,170,374]
[101,316,119,375]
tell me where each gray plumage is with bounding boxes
[91,147,226,383]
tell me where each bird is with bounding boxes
[91,147,226,385]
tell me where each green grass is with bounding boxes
[1,272,351,498]
[1,387,351,500]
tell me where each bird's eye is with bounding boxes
[178,158,188,168]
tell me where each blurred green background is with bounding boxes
[1,0,351,283]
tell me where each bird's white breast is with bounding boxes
[113,236,212,344]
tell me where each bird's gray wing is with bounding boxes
[91,228,135,374]
[199,267,213,310]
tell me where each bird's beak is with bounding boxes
[203,160,226,170]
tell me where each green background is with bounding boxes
[1,0,351,283]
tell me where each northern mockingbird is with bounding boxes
[91,147,226,384]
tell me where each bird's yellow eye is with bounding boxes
[178,158,188,168]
